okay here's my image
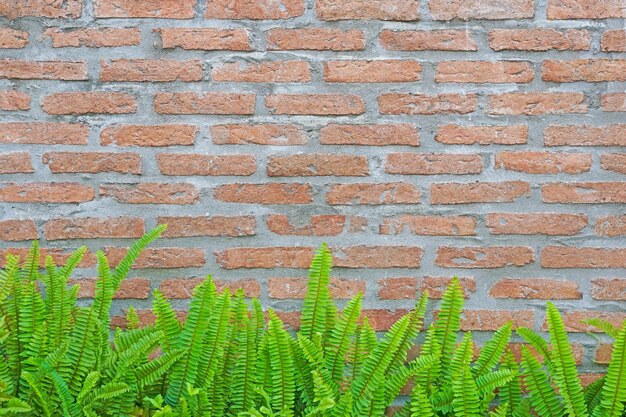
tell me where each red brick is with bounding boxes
[211,124,306,145]
[547,0,625,19]
[436,124,528,145]
[379,93,477,115]
[94,0,194,18]
[487,92,587,115]
[601,30,626,52]
[324,60,421,82]
[317,0,418,20]
[158,215,256,238]
[268,277,364,299]
[596,215,626,237]
[156,28,251,51]
[212,61,310,82]
[489,29,590,51]
[206,0,304,19]
[105,247,205,269]
[0,152,33,174]
[0,183,94,204]
[431,181,530,205]
[154,92,255,115]
[378,276,476,299]
[490,279,581,300]
[580,374,605,387]
[268,154,368,177]
[0,122,87,145]
[380,215,477,236]
[0,27,28,48]
[100,183,199,205]
[42,27,140,47]
[320,124,419,146]
[422,276,476,298]
[591,279,626,301]
[214,183,312,204]
[436,246,534,268]
[364,309,411,331]
[71,278,150,299]
[436,61,533,83]
[601,154,626,174]
[542,311,626,333]
[266,94,364,115]
[0,248,96,268]
[160,278,261,299]
[0,0,81,19]
[386,153,482,175]
[43,152,141,174]
[0,220,38,241]
[601,93,626,112]
[157,154,256,176]
[333,246,423,268]
[380,30,477,51]
[595,344,612,364]
[100,59,202,82]
[545,125,626,147]
[487,213,587,235]
[101,124,197,147]
[495,151,591,174]
[0,59,87,80]
[267,214,345,236]
[348,216,368,233]
[542,246,626,269]
[543,60,626,82]
[542,182,626,204]
[267,28,365,51]
[0,90,29,110]
[429,0,534,20]
[459,310,534,331]
[215,246,315,269]
[43,92,136,115]
[44,217,145,240]
[327,182,421,205]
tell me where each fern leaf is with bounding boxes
[451,333,480,417]
[410,384,433,417]
[434,277,464,374]
[520,346,563,417]
[267,311,295,416]
[594,320,626,417]
[325,293,362,384]
[153,289,181,353]
[112,225,166,289]
[473,322,512,379]
[300,244,332,340]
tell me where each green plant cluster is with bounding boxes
[0,227,624,416]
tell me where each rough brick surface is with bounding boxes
[1,0,623,370]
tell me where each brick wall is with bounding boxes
[0,0,624,369]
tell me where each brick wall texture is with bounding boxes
[0,0,625,369]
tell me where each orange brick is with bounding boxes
[101,124,197,147]
[215,246,315,269]
[596,215,626,237]
[385,153,482,175]
[206,0,304,19]
[320,124,419,146]
[105,247,205,269]
[44,217,145,240]
[0,27,28,48]
[154,92,255,114]
[0,59,87,80]
[267,214,345,236]
[324,60,421,82]
[156,28,251,51]
[429,0,534,20]
[214,183,312,204]
[601,30,626,52]
[0,220,38,241]
[269,277,364,299]
[435,246,534,268]
[43,27,140,47]
[0,0,81,19]
[379,93,477,115]
[380,30,477,51]
[380,215,477,236]
[436,61,533,83]
[541,247,626,269]
[266,94,364,115]
[591,279,626,301]
[94,0,194,18]
[436,125,528,145]
[487,92,587,115]
[459,310,534,331]
[317,0,419,20]
[486,213,587,235]
[43,152,141,174]
[100,183,199,205]
[542,311,626,333]
[327,182,421,205]
[100,59,203,82]
[490,279,581,299]
[543,60,626,82]
[0,183,94,203]
[0,152,33,174]
[495,151,592,174]
[267,28,365,51]
[160,278,261,298]
[0,123,87,145]
[268,154,368,176]
[158,215,256,238]
[545,125,626,147]
[211,124,306,145]
[71,278,150,299]
[212,61,310,82]
[600,154,626,174]
[0,90,29,110]
[542,182,626,204]
[489,29,590,51]
[547,0,625,19]
[43,92,136,115]
[431,181,530,204]
[157,154,256,176]
[601,93,626,112]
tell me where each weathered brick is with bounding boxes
[154,92,255,115]
[317,0,418,20]
[158,215,256,238]
[0,123,88,145]
[94,0,194,18]
[600,154,626,174]
[332,246,423,268]
[542,182,626,204]
[489,29,590,51]
[547,0,625,19]
[543,60,626,82]
[267,28,365,51]
[595,344,612,364]
[542,246,626,269]
[267,214,345,236]
[266,94,365,115]
[386,153,482,175]
[0,59,87,80]
[436,125,528,145]
[105,247,205,269]
[487,93,587,115]
[156,28,251,51]
[100,59,203,82]
[327,182,421,205]
[43,92,136,115]
[431,181,530,204]
[0,152,33,174]
[215,247,315,269]
[268,154,368,177]
[269,277,364,299]
[212,61,310,82]
[429,0,534,20]
[0,0,81,19]
[326,60,422,83]
[601,93,626,112]
[436,61,533,83]
[459,310,534,331]
[380,30,477,51]
[436,246,534,268]
[0,220,38,241]
[71,278,150,299]
[206,0,304,19]
[495,152,592,174]
[545,125,626,147]
[0,248,96,268]
[43,152,141,174]
[160,278,261,298]
[380,215,477,236]
[0,90,29,110]
[101,124,197,147]
[43,27,140,47]
[44,217,145,240]
[0,27,28,48]
[378,276,476,299]
[364,309,411,331]
[320,124,419,146]
[379,93,477,115]
[542,311,626,333]
[591,279,626,301]
[487,213,588,235]
[214,183,312,204]
[158,154,256,176]
[601,30,626,52]
[100,183,199,205]
[595,215,626,237]
[490,279,581,299]
[211,124,306,145]
[0,183,94,203]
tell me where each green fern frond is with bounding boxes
[112,225,166,289]
[434,277,464,374]
[153,289,181,353]
[520,346,563,417]
[410,384,433,417]
[584,376,605,415]
[451,333,480,417]
[325,292,362,384]
[473,322,512,379]
[593,320,626,417]
[267,311,295,416]
[583,318,620,339]
[490,403,509,417]
[300,244,332,340]
[517,327,553,369]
